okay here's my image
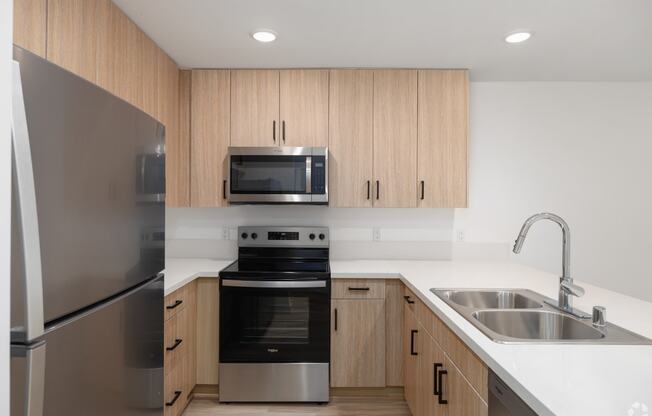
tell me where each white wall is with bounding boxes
[1,0,13,412]
[167,81,652,302]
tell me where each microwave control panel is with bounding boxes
[311,156,327,194]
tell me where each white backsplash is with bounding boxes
[165,206,510,261]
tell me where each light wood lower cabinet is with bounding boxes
[331,279,388,388]
[164,281,197,416]
[196,278,220,385]
[403,287,488,416]
[403,300,419,414]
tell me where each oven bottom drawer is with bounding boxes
[219,363,329,403]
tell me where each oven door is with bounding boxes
[219,279,330,363]
[227,147,328,204]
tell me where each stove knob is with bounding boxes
[309,233,316,240]
[319,233,325,240]
[241,232,248,239]
[251,233,258,240]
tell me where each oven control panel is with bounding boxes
[238,226,329,247]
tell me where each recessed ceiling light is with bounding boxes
[252,30,277,43]
[504,31,532,44]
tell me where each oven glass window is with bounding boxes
[220,284,330,363]
[230,155,307,194]
[240,295,309,344]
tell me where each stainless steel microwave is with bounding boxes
[226,147,328,204]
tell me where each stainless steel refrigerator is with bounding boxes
[10,46,165,416]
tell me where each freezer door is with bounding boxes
[11,276,164,416]
[11,46,165,333]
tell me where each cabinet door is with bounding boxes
[13,0,47,57]
[441,357,488,416]
[279,69,329,147]
[196,279,219,385]
[230,70,279,146]
[373,70,418,207]
[403,302,419,414]
[385,280,404,386]
[47,0,100,83]
[181,281,197,408]
[140,34,159,118]
[418,330,447,416]
[331,299,386,387]
[191,70,231,207]
[417,70,468,208]
[328,69,374,207]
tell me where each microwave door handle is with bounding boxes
[11,60,45,343]
[12,341,46,416]
[305,156,312,194]
[222,280,326,289]
[139,154,147,192]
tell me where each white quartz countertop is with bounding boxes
[164,257,652,416]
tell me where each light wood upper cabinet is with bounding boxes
[230,70,280,147]
[418,70,468,208]
[96,1,143,107]
[191,70,231,207]
[280,69,329,147]
[140,34,159,118]
[331,298,386,387]
[373,70,418,208]
[157,52,187,207]
[13,0,47,57]
[47,0,101,83]
[328,69,374,207]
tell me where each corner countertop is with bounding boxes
[164,257,652,416]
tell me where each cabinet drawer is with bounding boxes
[164,285,188,321]
[402,286,417,313]
[332,279,385,299]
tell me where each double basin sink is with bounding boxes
[430,288,652,344]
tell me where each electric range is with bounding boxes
[218,226,331,403]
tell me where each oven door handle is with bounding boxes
[221,279,327,289]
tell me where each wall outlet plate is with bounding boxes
[373,227,381,241]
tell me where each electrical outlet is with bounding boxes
[373,227,381,241]
[222,227,230,240]
[456,230,466,242]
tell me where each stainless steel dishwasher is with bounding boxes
[489,371,538,415]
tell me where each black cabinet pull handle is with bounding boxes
[437,369,448,404]
[166,338,183,351]
[165,391,182,406]
[348,287,370,291]
[410,329,418,355]
[223,179,227,199]
[273,120,276,142]
[166,300,183,310]
[282,120,286,143]
[433,363,443,396]
[334,308,338,331]
[376,180,380,200]
[404,295,415,305]
[366,180,370,200]
[420,180,425,200]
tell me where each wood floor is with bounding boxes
[183,396,411,415]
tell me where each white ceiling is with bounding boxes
[113,0,652,81]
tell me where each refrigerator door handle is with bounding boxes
[12,341,46,416]
[11,60,45,343]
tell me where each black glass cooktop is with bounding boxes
[219,247,330,280]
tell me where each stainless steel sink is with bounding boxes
[473,310,604,341]
[431,288,652,344]
[437,289,542,309]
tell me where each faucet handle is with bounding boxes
[560,279,585,297]
[592,306,606,327]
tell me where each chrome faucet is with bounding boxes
[513,213,589,319]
